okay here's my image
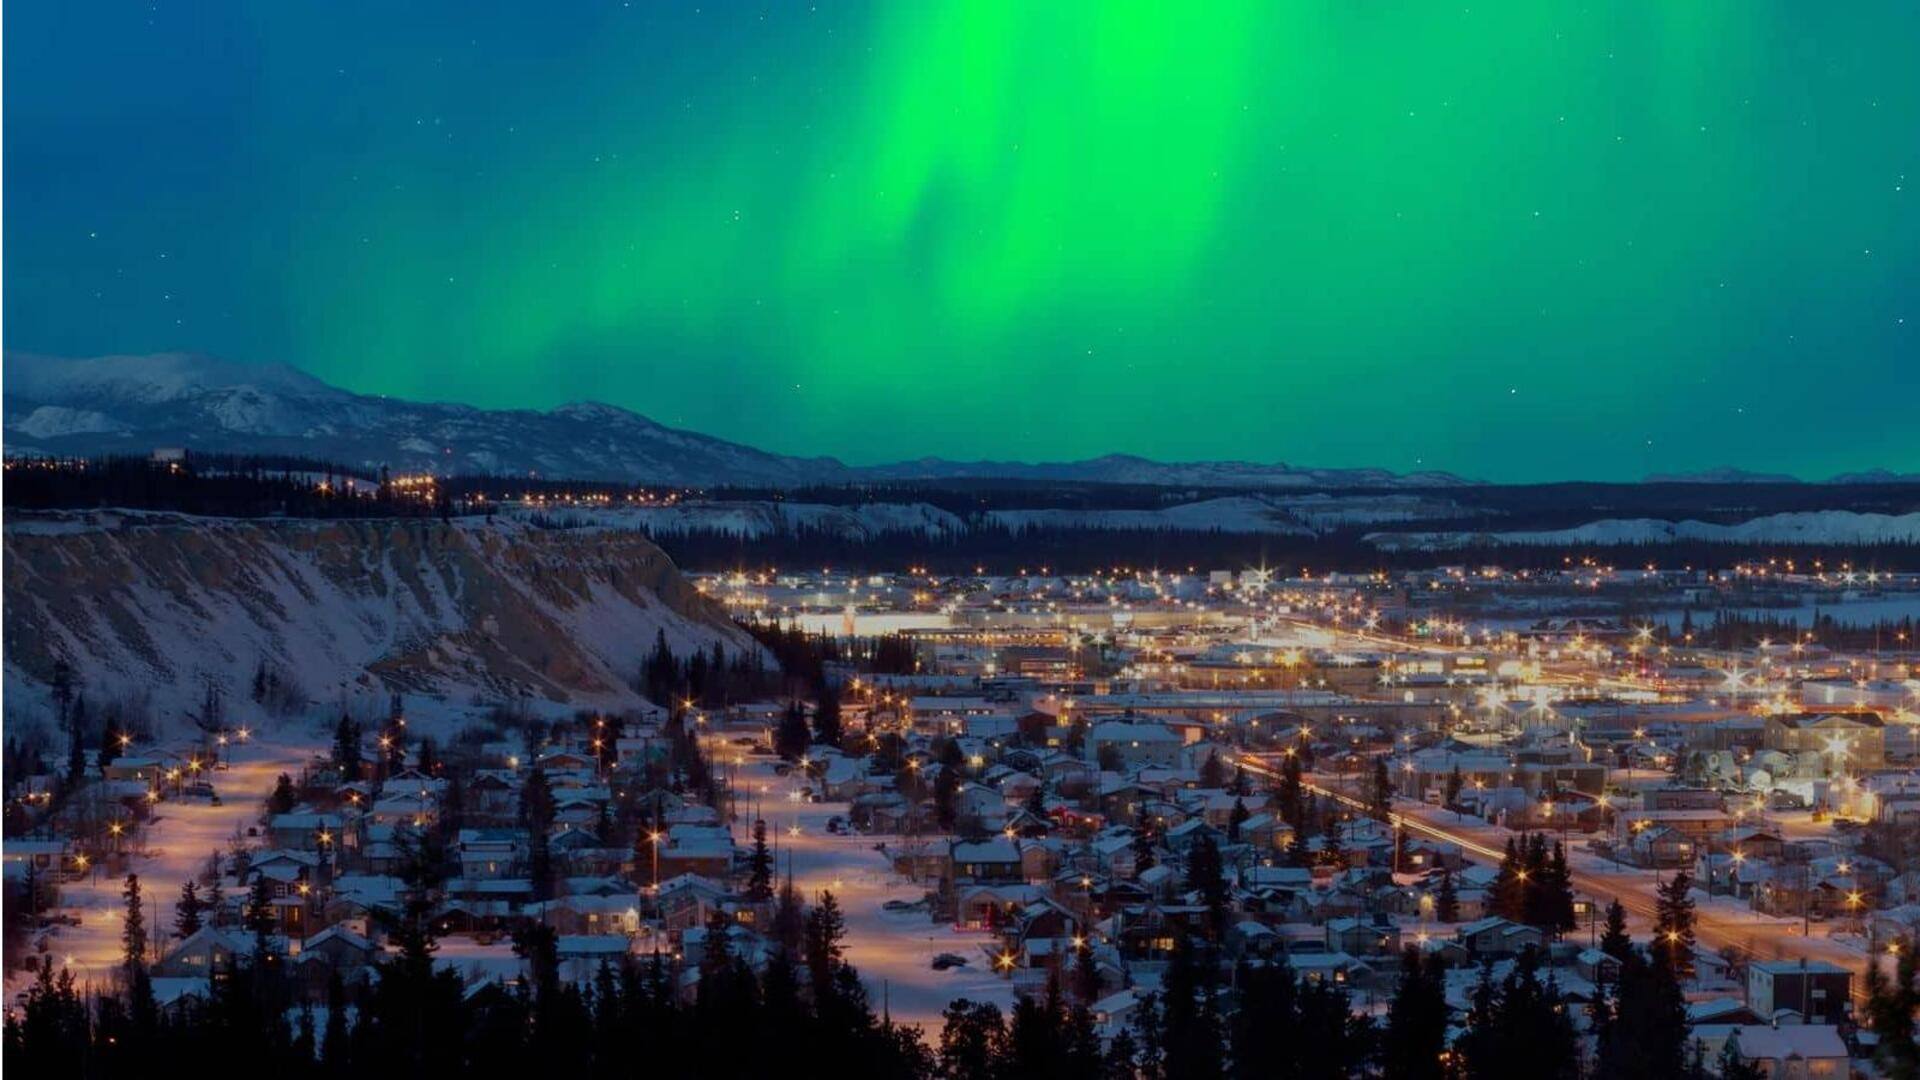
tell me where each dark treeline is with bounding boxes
[1657,609,1917,651]
[3,455,463,519]
[705,478,1920,522]
[645,521,1920,575]
[22,914,1903,1080]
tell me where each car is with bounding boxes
[931,953,969,971]
[825,816,845,834]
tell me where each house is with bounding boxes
[656,824,734,880]
[295,924,379,990]
[657,873,730,932]
[1690,1025,1848,1080]
[1455,916,1545,958]
[1745,960,1851,1026]
[1574,947,1622,985]
[1085,721,1183,770]
[154,926,264,978]
[269,812,352,852]
[457,829,524,879]
[952,838,1023,883]
[1326,913,1401,957]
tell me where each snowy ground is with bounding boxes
[719,740,1016,1029]
[13,732,315,1001]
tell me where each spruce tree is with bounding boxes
[121,874,146,969]
[1862,936,1919,1080]
[175,878,205,938]
[1651,870,1696,981]
[1369,757,1394,820]
[1434,869,1460,923]
[1226,798,1250,843]
[1382,948,1449,1080]
[746,818,774,901]
[1598,899,1632,963]
[812,684,843,747]
[804,890,847,1001]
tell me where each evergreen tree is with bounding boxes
[1651,870,1696,981]
[1156,936,1224,1080]
[812,684,843,747]
[1382,948,1449,1080]
[1598,899,1632,963]
[938,998,1007,1080]
[65,731,87,790]
[1074,935,1103,1004]
[1445,765,1464,809]
[206,850,228,927]
[1456,949,1579,1080]
[804,890,848,1001]
[1369,758,1394,820]
[1862,936,1919,1080]
[175,878,205,938]
[322,969,351,1074]
[245,873,276,949]
[1284,818,1313,868]
[521,767,555,902]
[774,700,812,760]
[771,873,806,958]
[1434,869,1461,923]
[1595,949,1691,1080]
[1541,841,1577,936]
[1489,838,1525,921]
[332,714,363,776]
[267,772,298,816]
[121,873,146,969]
[1277,753,1305,829]
[934,763,961,831]
[1320,812,1345,869]
[1226,798,1250,843]
[745,818,774,901]
[1185,835,1230,942]
[1198,752,1229,791]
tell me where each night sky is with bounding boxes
[5,3,1915,480]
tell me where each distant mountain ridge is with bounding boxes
[3,352,1475,489]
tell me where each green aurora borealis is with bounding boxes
[6,2,1916,479]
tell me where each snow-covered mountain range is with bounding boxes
[2,352,1471,489]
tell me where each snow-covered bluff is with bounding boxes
[3,511,758,723]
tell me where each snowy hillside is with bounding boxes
[1365,510,1920,551]
[2,510,758,725]
[4,352,1472,490]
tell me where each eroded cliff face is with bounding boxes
[3,511,753,718]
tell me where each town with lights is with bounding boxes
[8,526,1919,1077]
[7,1,1920,1074]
